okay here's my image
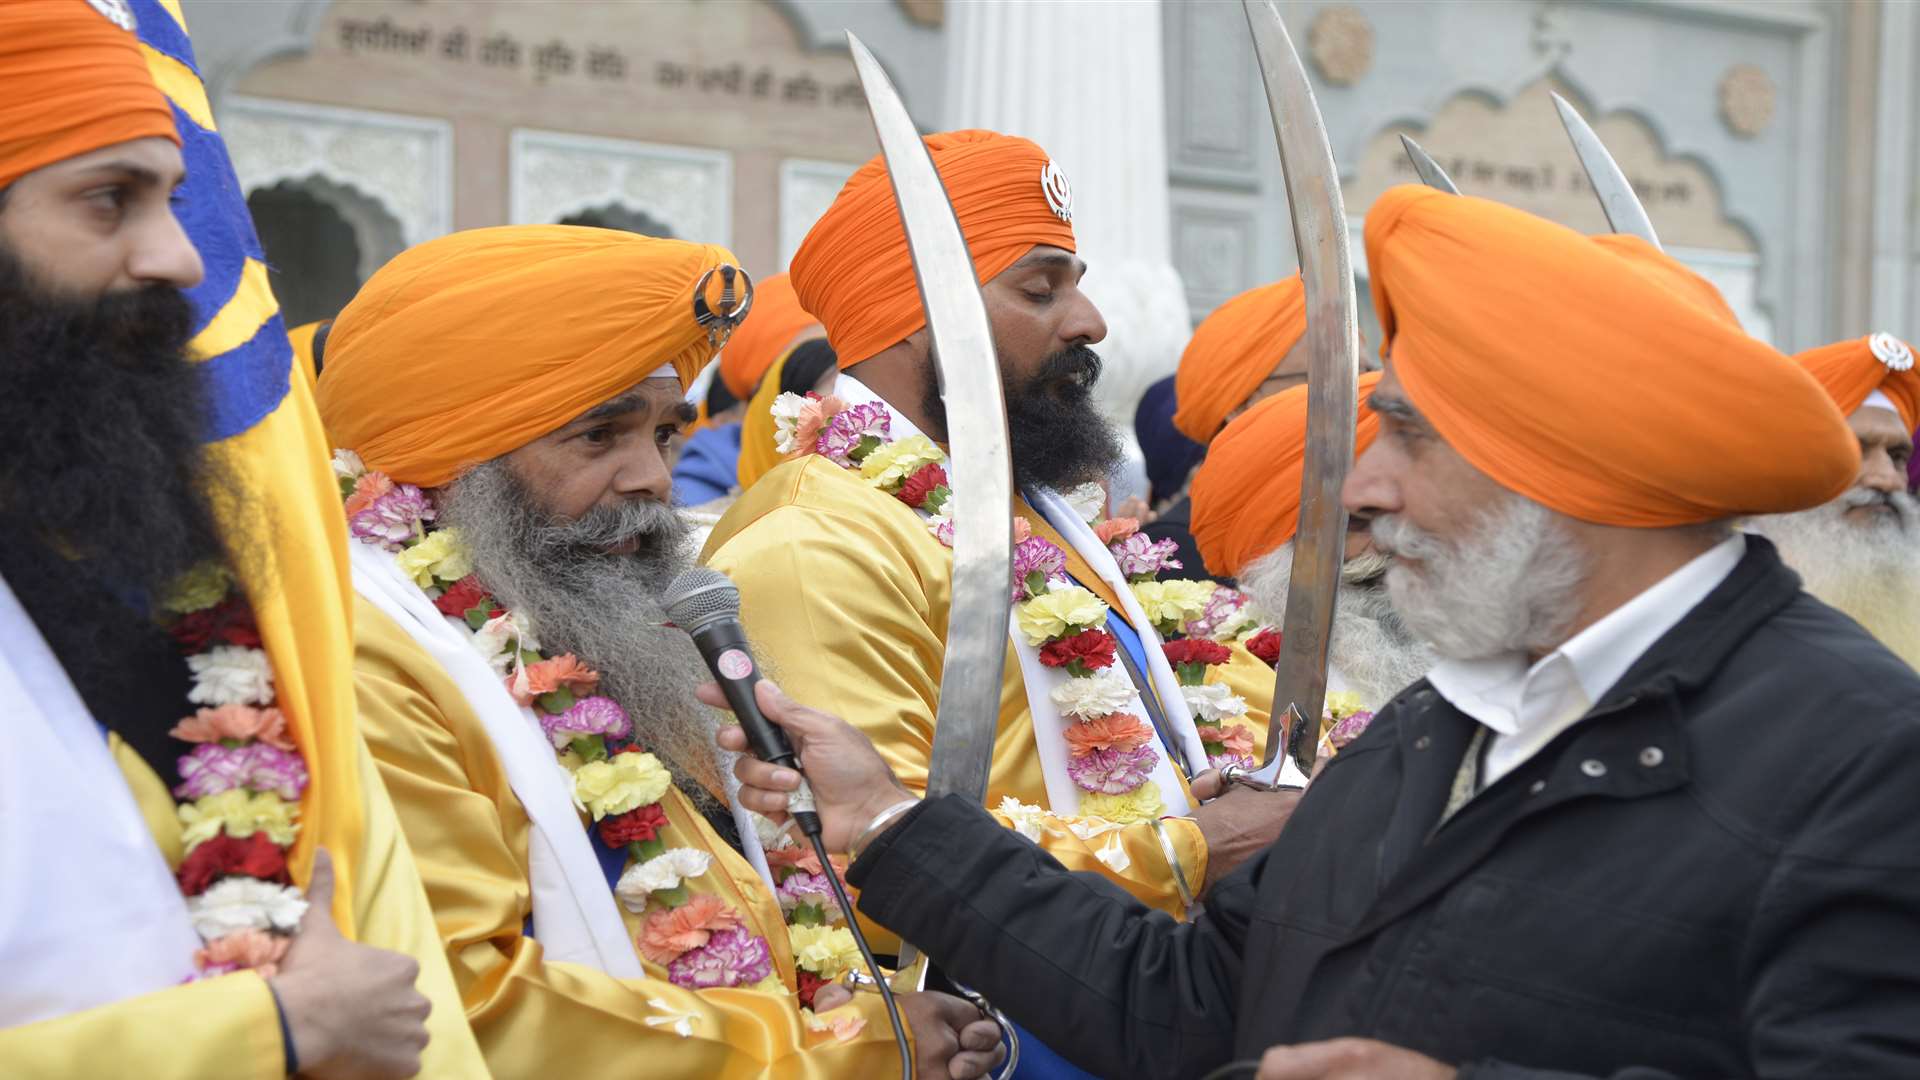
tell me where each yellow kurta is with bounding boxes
[351,596,911,1079]
[0,734,488,1079]
[703,457,1214,941]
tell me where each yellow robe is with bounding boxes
[704,457,1228,941]
[350,596,912,1079]
[0,735,488,1079]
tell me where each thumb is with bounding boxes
[297,848,339,935]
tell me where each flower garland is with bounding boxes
[770,392,1258,821]
[334,451,804,997]
[158,562,309,979]
[1240,623,1375,759]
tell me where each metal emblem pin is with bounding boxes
[1040,159,1074,223]
[86,0,137,31]
[1869,332,1914,373]
[692,264,755,349]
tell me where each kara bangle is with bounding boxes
[849,797,921,863]
[1149,816,1198,910]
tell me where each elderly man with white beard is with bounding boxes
[313,225,1005,1079]
[1744,333,1920,668]
[715,187,1920,1080]
[1188,371,1432,733]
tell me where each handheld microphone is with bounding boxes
[662,567,819,835]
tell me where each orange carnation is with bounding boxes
[638,894,741,966]
[526,654,600,697]
[1093,517,1140,545]
[195,929,291,978]
[1063,714,1153,757]
[342,472,395,519]
[171,705,295,751]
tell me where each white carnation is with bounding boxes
[1181,682,1249,723]
[187,877,307,939]
[614,848,713,912]
[186,646,276,707]
[770,392,811,455]
[470,611,538,674]
[330,448,366,481]
[1061,482,1107,524]
[1048,666,1136,720]
[752,811,797,851]
[994,797,1054,843]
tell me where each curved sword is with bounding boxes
[1242,0,1359,780]
[1551,92,1662,249]
[845,31,1015,974]
[1399,133,1461,194]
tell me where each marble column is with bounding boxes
[943,0,1191,507]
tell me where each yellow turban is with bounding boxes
[318,226,744,487]
[1365,185,1856,525]
[736,348,797,491]
[1794,334,1920,431]
[717,272,819,399]
[1173,275,1307,444]
[792,129,1076,369]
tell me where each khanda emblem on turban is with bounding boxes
[1870,332,1915,373]
[86,0,137,31]
[1040,159,1074,223]
[693,264,755,348]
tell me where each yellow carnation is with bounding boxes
[178,789,301,852]
[1130,579,1216,633]
[1324,691,1365,720]
[1014,585,1109,645]
[396,528,474,589]
[789,924,862,979]
[162,562,232,615]
[1077,781,1165,825]
[572,751,672,820]
[860,435,945,491]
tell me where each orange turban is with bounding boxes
[1366,185,1856,525]
[318,225,744,487]
[1794,334,1920,431]
[1190,372,1383,579]
[0,0,178,192]
[718,272,819,399]
[1174,275,1307,443]
[791,129,1076,368]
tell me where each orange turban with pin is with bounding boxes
[1174,274,1308,444]
[717,272,819,399]
[1366,185,1856,525]
[791,129,1076,368]
[318,225,744,487]
[1793,334,1920,431]
[0,0,178,192]
[1190,372,1383,579]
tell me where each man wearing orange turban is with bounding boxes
[0,2,477,1077]
[715,185,1920,1079]
[1189,371,1431,716]
[705,129,1300,988]
[1172,274,1311,444]
[1744,332,1920,665]
[317,225,1002,1079]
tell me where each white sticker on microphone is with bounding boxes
[716,648,755,680]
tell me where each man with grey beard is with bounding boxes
[1746,333,1920,668]
[719,188,1920,1079]
[315,225,1004,1078]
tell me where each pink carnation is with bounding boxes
[666,925,774,989]
[174,742,309,801]
[814,402,891,465]
[1327,710,1375,749]
[1066,744,1159,794]
[537,695,632,749]
[1108,532,1183,579]
[1207,751,1256,773]
[1185,586,1249,639]
[786,394,846,460]
[348,483,434,551]
[775,870,836,915]
[1011,537,1069,601]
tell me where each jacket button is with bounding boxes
[1414,735,1432,750]
[1638,747,1664,767]
[1580,759,1607,778]
[1528,779,1546,795]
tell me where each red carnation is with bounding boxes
[599,803,669,848]
[1162,639,1231,668]
[894,462,948,509]
[797,969,829,1010]
[434,575,502,620]
[177,831,291,896]
[1247,628,1282,667]
[1037,628,1117,671]
[168,596,262,652]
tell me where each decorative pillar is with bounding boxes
[944,0,1191,505]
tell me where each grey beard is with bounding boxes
[1372,493,1589,662]
[1237,543,1435,711]
[1746,487,1920,667]
[437,459,730,804]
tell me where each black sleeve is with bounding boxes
[850,794,1257,1079]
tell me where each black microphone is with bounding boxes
[662,566,820,836]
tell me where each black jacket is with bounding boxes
[851,538,1920,1078]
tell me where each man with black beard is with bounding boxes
[316,224,1004,1079]
[704,131,1300,1009]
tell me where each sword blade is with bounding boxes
[846,32,1015,975]
[1242,0,1359,778]
[1399,134,1461,194]
[1552,92,1662,250]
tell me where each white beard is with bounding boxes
[1238,542,1436,711]
[1746,487,1920,669]
[1371,493,1589,662]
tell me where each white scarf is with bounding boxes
[0,575,203,1025]
[348,542,644,979]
